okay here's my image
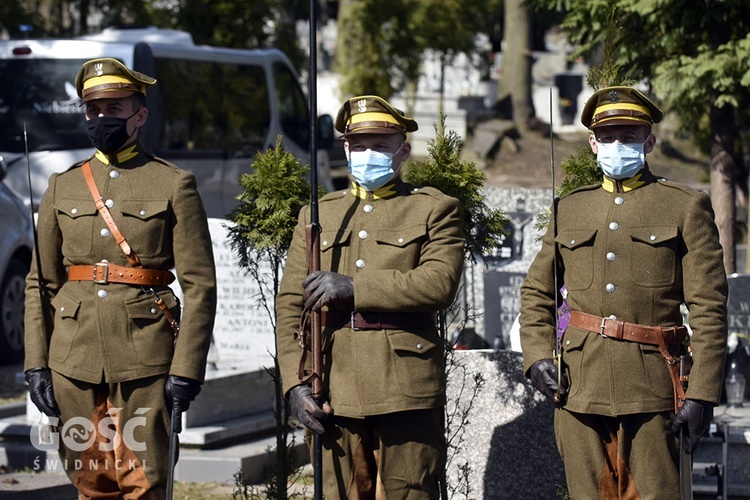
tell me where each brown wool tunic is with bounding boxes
[24,149,217,384]
[276,178,465,418]
[520,166,728,415]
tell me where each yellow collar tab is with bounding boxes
[95,144,138,165]
[351,181,398,200]
[601,172,646,193]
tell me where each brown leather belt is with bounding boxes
[321,311,435,330]
[569,310,689,412]
[68,262,175,286]
[568,310,687,346]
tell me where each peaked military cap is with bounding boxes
[581,86,663,129]
[75,58,156,104]
[335,95,418,137]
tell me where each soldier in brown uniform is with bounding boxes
[276,95,465,498]
[23,58,217,499]
[520,86,728,499]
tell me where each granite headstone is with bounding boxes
[445,350,565,499]
[172,219,277,373]
[483,271,525,350]
[726,273,750,402]
[465,187,551,343]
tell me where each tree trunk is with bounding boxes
[501,0,534,129]
[78,0,89,35]
[709,98,737,275]
[438,52,446,135]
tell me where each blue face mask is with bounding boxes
[596,140,646,180]
[348,145,402,191]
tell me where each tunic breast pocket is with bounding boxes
[556,229,597,291]
[320,229,352,270]
[55,199,97,258]
[374,224,426,269]
[629,226,678,287]
[118,200,170,258]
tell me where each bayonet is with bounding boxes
[24,124,46,317]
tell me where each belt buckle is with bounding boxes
[599,317,609,338]
[350,311,360,331]
[93,262,109,285]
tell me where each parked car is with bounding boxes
[0,155,32,364]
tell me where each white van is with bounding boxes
[0,26,335,219]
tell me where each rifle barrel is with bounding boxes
[24,124,50,339]
[549,89,563,405]
[309,2,324,500]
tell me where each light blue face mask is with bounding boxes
[348,145,402,191]
[596,140,646,180]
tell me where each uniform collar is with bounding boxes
[95,144,139,165]
[601,165,656,193]
[351,180,399,200]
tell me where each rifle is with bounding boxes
[679,354,693,499]
[24,124,50,343]
[24,124,58,444]
[166,404,178,500]
[307,1,324,498]
[548,90,563,405]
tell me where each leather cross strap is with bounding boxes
[568,310,688,412]
[321,311,435,330]
[68,262,175,286]
[79,161,180,342]
[82,161,140,267]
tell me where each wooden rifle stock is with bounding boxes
[305,223,323,399]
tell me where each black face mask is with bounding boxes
[86,110,138,155]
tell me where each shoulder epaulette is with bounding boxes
[63,157,93,173]
[408,184,449,199]
[561,183,601,198]
[655,177,700,195]
[319,189,348,203]
[151,154,173,167]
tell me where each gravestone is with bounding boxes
[726,273,750,402]
[483,272,525,350]
[204,218,276,372]
[464,187,551,344]
[167,219,277,373]
[445,350,565,499]
[171,219,277,433]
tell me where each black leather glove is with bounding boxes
[288,385,333,435]
[303,271,354,310]
[165,375,201,433]
[671,399,713,454]
[528,358,568,401]
[25,367,60,417]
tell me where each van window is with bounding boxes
[154,57,270,157]
[0,59,89,153]
[273,61,309,151]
